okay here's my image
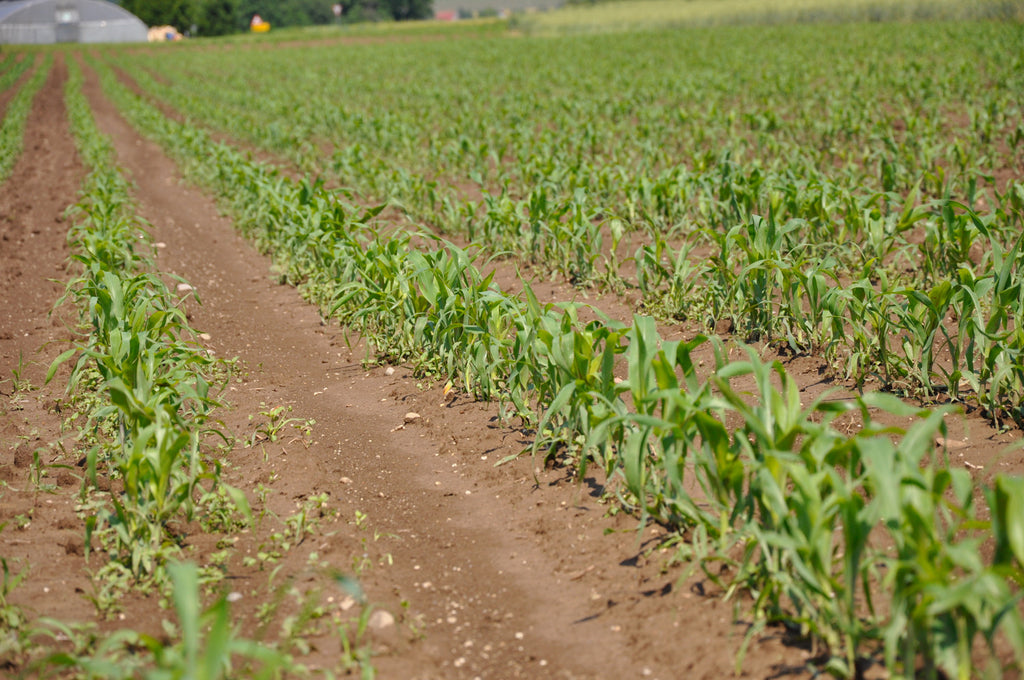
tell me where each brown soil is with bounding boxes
[0,49,1020,680]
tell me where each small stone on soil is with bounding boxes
[368,610,395,630]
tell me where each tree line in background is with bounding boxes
[115,0,433,36]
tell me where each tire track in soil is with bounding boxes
[78,58,815,680]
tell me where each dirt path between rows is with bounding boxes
[65,56,813,679]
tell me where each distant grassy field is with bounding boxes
[514,0,1024,34]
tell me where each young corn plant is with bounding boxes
[529,306,628,466]
[54,59,247,581]
[862,411,1024,680]
[43,561,290,680]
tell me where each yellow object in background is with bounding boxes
[251,22,271,33]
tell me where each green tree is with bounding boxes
[381,0,432,20]
[118,0,195,27]
[235,0,432,26]
[338,0,433,22]
[119,0,430,31]
[195,0,240,35]
[115,0,238,35]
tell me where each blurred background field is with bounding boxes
[508,0,1024,35]
[106,0,1024,41]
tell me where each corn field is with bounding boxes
[1,11,1024,680]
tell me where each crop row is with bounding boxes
[0,53,33,95]
[55,57,240,580]
[110,22,1024,424]
[93,49,1024,678]
[0,54,50,183]
[28,58,296,679]
[0,52,17,79]
[123,23,1022,206]
[121,21,1023,249]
